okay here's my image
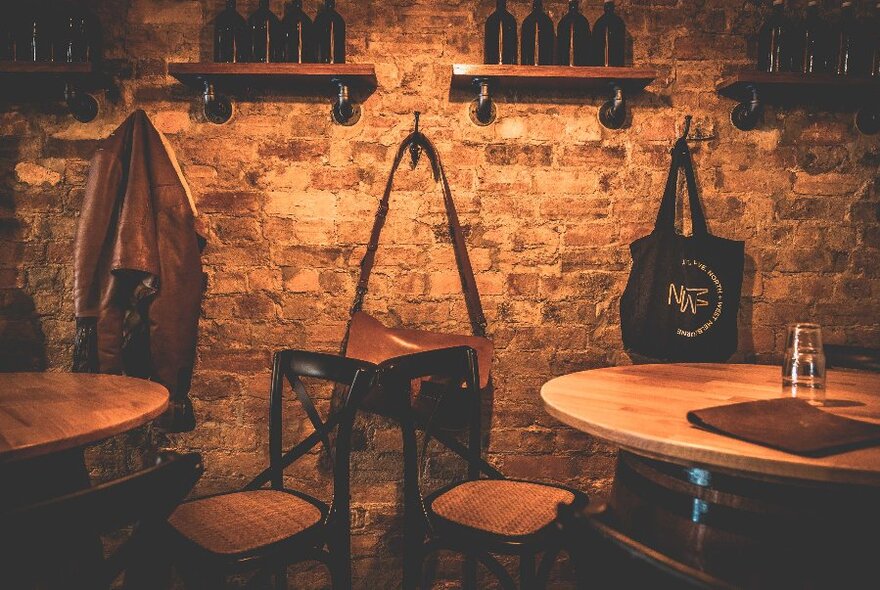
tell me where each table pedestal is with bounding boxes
[607,451,880,588]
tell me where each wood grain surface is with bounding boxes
[541,364,880,486]
[0,373,169,463]
[451,64,657,92]
[168,62,378,87]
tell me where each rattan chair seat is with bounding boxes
[169,490,323,555]
[429,479,575,537]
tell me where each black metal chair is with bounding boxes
[0,451,203,590]
[379,346,588,590]
[166,350,377,589]
[556,501,738,590]
[824,344,880,373]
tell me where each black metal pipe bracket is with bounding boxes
[598,84,627,130]
[730,84,762,131]
[469,78,496,126]
[64,83,99,123]
[331,78,361,126]
[855,106,880,135]
[201,80,233,124]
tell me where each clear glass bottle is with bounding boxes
[557,0,590,66]
[758,0,791,72]
[56,1,100,63]
[0,7,14,61]
[248,0,282,63]
[214,0,249,63]
[867,1,880,76]
[484,0,518,65]
[834,1,864,75]
[521,0,554,65]
[591,0,625,66]
[801,0,832,73]
[314,0,345,64]
[24,3,52,62]
[281,0,313,63]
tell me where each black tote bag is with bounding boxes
[620,138,745,362]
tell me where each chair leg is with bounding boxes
[272,565,287,590]
[519,553,536,590]
[462,555,477,590]
[535,548,561,590]
[328,530,352,590]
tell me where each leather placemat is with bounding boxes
[687,398,880,457]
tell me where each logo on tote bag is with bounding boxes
[667,259,724,338]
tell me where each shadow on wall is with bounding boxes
[0,136,47,372]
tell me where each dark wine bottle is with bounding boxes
[215,0,248,63]
[834,1,866,75]
[56,2,100,63]
[801,0,832,73]
[314,0,345,64]
[0,7,14,61]
[521,0,554,65]
[281,0,313,63]
[557,0,590,66]
[23,3,52,62]
[757,0,791,72]
[248,0,282,63]
[870,2,880,76]
[484,0,517,65]
[591,0,625,66]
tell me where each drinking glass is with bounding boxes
[782,323,826,406]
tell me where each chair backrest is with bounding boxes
[378,347,502,510]
[0,451,203,588]
[825,345,880,373]
[245,350,378,522]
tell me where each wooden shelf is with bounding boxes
[0,61,103,122]
[451,64,656,93]
[0,61,94,75]
[451,64,657,128]
[717,71,880,101]
[716,70,880,134]
[168,62,377,89]
[167,62,377,125]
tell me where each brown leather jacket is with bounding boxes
[73,110,205,432]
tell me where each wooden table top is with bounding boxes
[0,373,169,463]
[541,364,880,486]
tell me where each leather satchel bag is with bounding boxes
[339,126,492,428]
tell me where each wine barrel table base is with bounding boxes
[541,364,880,587]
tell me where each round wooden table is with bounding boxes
[541,363,880,587]
[0,372,169,463]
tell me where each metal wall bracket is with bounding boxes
[855,106,880,135]
[331,78,361,126]
[201,80,233,124]
[730,84,762,131]
[64,83,99,123]
[469,77,496,126]
[598,83,627,130]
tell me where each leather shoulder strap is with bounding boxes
[340,131,487,355]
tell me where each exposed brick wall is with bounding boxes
[1,0,878,587]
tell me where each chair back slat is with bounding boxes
[249,350,378,517]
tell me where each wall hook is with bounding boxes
[409,111,422,170]
[680,114,693,141]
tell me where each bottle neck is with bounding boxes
[568,0,578,13]
[604,1,615,14]
[226,0,236,9]
[259,0,269,9]
[532,0,543,11]
[325,0,336,10]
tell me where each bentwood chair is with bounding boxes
[555,501,737,590]
[167,350,377,589]
[0,451,203,590]
[379,346,588,590]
